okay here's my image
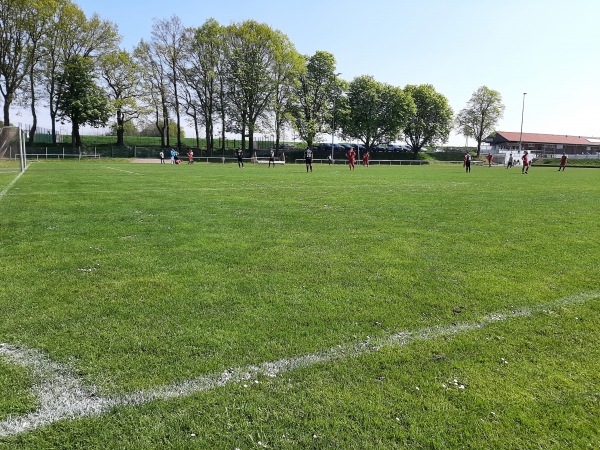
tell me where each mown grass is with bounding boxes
[0,361,35,423]
[0,160,21,192]
[534,157,600,167]
[0,160,598,448]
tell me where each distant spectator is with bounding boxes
[187,149,194,164]
[159,150,165,164]
[487,153,493,167]
[463,153,471,173]
[507,153,513,169]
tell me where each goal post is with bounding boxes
[0,126,26,172]
[19,127,27,172]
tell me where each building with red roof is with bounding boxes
[487,131,600,156]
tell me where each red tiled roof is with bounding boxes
[494,131,594,145]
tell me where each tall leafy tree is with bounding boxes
[270,30,304,153]
[151,16,186,151]
[40,2,119,143]
[403,84,454,155]
[339,75,414,151]
[0,0,34,125]
[223,20,280,154]
[456,86,504,157]
[184,18,224,154]
[22,0,57,142]
[56,55,111,147]
[290,51,340,148]
[134,39,171,148]
[99,49,143,146]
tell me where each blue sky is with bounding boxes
[19,0,600,145]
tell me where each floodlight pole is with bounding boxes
[518,92,527,153]
[331,72,342,162]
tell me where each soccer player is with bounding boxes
[507,153,513,169]
[558,153,567,171]
[521,151,530,174]
[269,149,275,167]
[304,147,313,172]
[487,153,493,167]
[159,150,165,164]
[235,149,244,168]
[187,149,194,164]
[463,153,471,173]
[347,147,355,170]
[362,151,370,167]
[170,148,176,164]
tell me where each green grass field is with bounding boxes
[1,160,598,449]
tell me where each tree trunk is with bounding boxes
[51,113,57,144]
[241,123,246,151]
[116,110,125,146]
[72,122,81,148]
[28,69,37,144]
[173,80,182,151]
[205,123,211,156]
[3,95,12,126]
[248,127,254,155]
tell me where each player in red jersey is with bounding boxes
[558,153,567,171]
[521,151,530,174]
[347,148,355,170]
[362,150,370,167]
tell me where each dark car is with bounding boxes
[316,143,332,151]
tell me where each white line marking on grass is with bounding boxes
[103,166,144,175]
[0,164,29,201]
[0,291,597,437]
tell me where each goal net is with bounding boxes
[0,126,26,172]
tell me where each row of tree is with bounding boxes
[0,0,505,155]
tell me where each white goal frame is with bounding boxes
[0,126,26,172]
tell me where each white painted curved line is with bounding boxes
[1,291,597,438]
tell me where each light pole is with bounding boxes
[518,92,527,153]
[331,72,342,162]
